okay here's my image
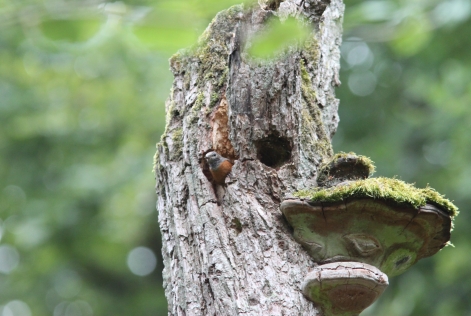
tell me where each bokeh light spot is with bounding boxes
[127,246,157,276]
[53,301,93,316]
[2,185,26,211]
[347,44,371,67]
[2,300,32,316]
[341,38,374,70]
[0,245,20,274]
[348,71,377,96]
[360,1,397,22]
[423,141,452,166]
[54,269,83,299]
[433,0,471,26]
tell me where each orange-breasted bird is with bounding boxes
[205,151,233,185]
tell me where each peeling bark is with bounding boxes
[154,0,344,314]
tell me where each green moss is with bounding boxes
[209,92,220,108]
[169,49,192,75]
[171,128,183,160]
[316,152,375,187]
[302,37,320,63]
[300,59,317,107]
[184,72,191,91]
[166,100,176,124]
[152,146,160,174]
[338,152,375,175]
[169,51,183,73]
[194,5,242,90]
[299,108,332,160]
[217,68,229,88]
[153,139,169,175]
[298,59,333,160]
[300,108,313,134]
[194,92,205,110]
[155,6,241,172]
[420,187,459,216]
[323,152,376,176]
[311,109,333,159]
[185,93,204,124]
[156,96,176,155]
[300,60,310,83]
[294,177,458,216]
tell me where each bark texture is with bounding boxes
[154,0,344,314]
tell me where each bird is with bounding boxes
[205,151,233,185]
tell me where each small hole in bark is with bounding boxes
[172,109,180,117]
[255,134,292,168]
[267,0,283,10]
[231,218,243,234]
[248,294,260,306]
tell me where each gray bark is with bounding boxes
[154,0,344,314]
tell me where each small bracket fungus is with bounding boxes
[317,152,375,188]
[281,153,457,315]
[302,262,388,316]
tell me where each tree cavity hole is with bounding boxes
[255,134,292,168]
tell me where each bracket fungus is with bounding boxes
[281,153,457,316]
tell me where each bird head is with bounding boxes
[205,151,219,164]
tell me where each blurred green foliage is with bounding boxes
[247,17,310,59]
[337,1,471,315]
[0,0,470,315]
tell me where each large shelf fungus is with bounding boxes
[281,153,457,316]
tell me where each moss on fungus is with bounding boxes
[327,152,376,176]
[316,152,376,186]
[294,177,458,216]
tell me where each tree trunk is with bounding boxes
[154,0,344,314]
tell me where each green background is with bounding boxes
[0,0,469,315]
